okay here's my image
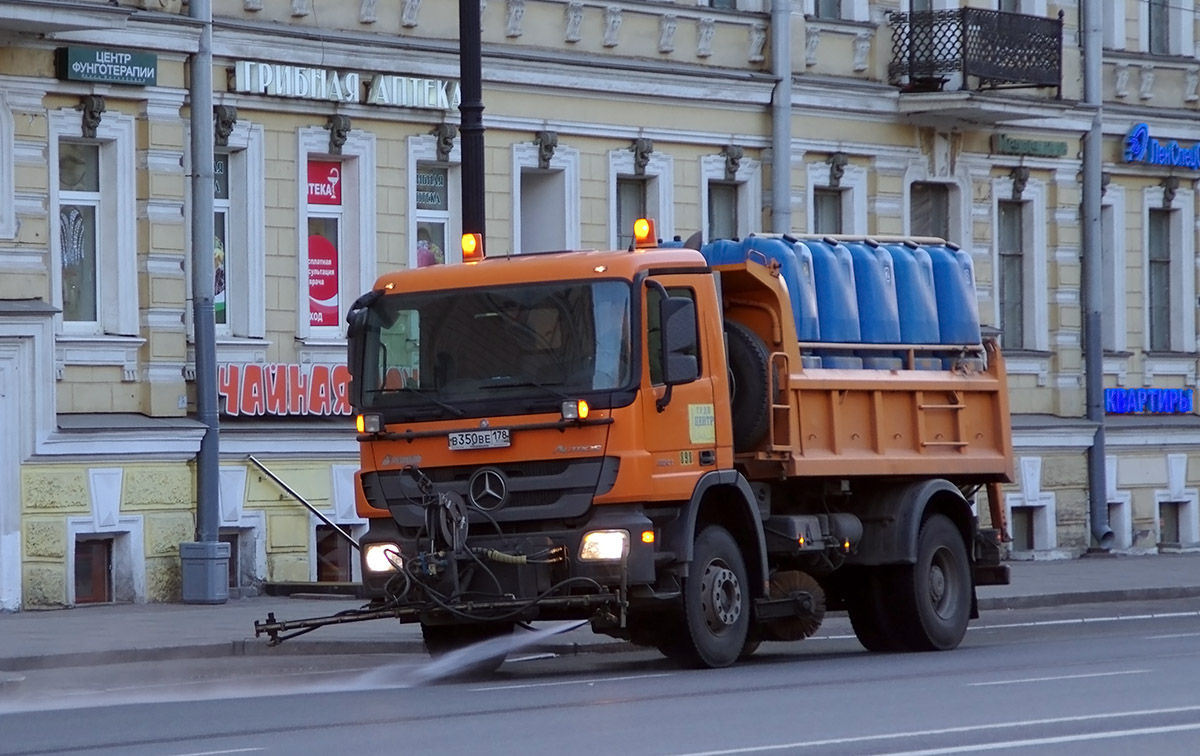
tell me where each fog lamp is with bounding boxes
[580,530,629,561]
[364,542,402,573]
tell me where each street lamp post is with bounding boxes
[459,0,486,246]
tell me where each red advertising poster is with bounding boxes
[308,223,340,327]
[307,160,342,205]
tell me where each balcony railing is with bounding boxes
[888,8,1063,96]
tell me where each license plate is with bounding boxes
[448,428,511,450]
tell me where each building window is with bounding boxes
[315,525,352,582]
[416,164,450,266]
[815,0,842,19]
[608,148,674,251]
[708,182,738,241]
[709,0,738,8]
[1159,500,1182,548]
[213,153,231,330]
[1100,201,1123,352]
[1148,208,1171,351]
[74,537,112,604]
[813,188,843,235]
[512,140,581,255]
[910,182,950,239]
[998,0,1020,13]
[617,177,647,249]
[58,142,101,325]
[298,126,376,342]
[998,200,1024,350]
[1148,0,1169,55]
[49,108,137,341]
[306,159,343,330]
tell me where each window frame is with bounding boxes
[997,199,1025,350]
[57,142,103,329]
[512,140,581,254]
[806,159,866,235]
[48,107,141,378]
[0,91,14,240]
[1139,0,1192,55]
[608,148,674,250]
[1100,189,1128,353]
[1141,185,1194,354]
[989,174,1047,352]
[700,152,762,244]
[408,134,462,268]
[297,126,377,342]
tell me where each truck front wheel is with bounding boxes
[891,514,972,651]
[662,525,751,669]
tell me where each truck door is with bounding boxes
[641,276,718,499]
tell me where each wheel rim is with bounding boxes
[700,558,743,634]
[927,545,959,620]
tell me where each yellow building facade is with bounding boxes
[1,0,1197,609]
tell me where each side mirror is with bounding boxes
[660,296,699,386]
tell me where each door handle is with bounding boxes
[699,449,716,466]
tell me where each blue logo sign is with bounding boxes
[1105,388,1194,414]
[1123,122,1200,170]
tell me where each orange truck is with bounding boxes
[256,221,1014,670]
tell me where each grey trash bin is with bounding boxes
[180,541,231,604]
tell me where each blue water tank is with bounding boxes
[926,244,982,345]
[741,236,820,342]
[844,242,902,370]
[702,238,748,266]
[885,242,942,370]
[803,239,863,369]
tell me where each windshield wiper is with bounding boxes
[480,376,571,401]
[368,386,465,416]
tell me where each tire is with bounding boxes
[844,568,903,653]
[667,525,751,669]
[889,514,972,652]
[420,622,514,674]
[724,320,772,451]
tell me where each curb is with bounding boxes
[978,585,1200,611]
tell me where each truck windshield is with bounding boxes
[357,280,633,415]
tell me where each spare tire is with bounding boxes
[725,320,772,451]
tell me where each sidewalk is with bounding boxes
[2,552,1199,679]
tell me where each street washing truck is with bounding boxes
[255,220,1014,669]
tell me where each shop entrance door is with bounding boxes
[0,340,21,610]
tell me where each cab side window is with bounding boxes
[647,285,700,385]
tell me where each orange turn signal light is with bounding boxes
[641,530,655,544]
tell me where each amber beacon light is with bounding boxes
[633,218,656,249]
[462,233,484,262]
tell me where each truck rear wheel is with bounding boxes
[724,320,772,451]
[662,525,751,669]
[420,622,514,674]
[890,514,972,651]
[844,568,902,653]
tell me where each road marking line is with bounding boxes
[658,703,1200,756]
[967,669,1148,687]
[857,722,1200,756]
[1148,632,1200,640]
[972,610,1200,631]
[470,672,672,691]
[165,749,264,756]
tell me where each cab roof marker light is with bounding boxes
[633,218,656,249]
[462,233,484,263]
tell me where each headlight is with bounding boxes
[356,413,383,433]
[579,530,629,561]
[364,542,402,573]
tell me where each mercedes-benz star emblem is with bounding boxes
[467,467,508,511]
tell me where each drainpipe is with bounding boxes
[1081,0,1113,550]
[182,0,230,602]
[770,0,792,234]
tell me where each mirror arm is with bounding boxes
[656,384,673,413]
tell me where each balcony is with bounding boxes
[886,8,1066,126]
[888,9,1063,95]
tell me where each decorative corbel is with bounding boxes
[697,17,715,58]
[722,145,744,181]
[827,152,848,189]
[1114,62,1130,98]
[1187,66,1200,103]
[534,130,558,170]
[244,0,263,10]
[1010,166,1030,201]
[1162,175,1180,209]
[401,0,421,28]
[630,137,654,176]
[852,32,871,72]
[748,22,767,64]
[1139,64,1155,101]
[659,14,678,54]
[214,105,238,148]
[506,0,525,37]
[603,6,622,48]
[433,123,458,163]
[565,1,584,43]
[359,0,378,24]
[77,95,106,139]
[291,0,311,17]
[326,114,352,156]
[805,26,821,67]
[1101,171,1111,196]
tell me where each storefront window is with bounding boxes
[415,164,448,267]
[59,142,101,323]
[708,181,738,241]
[307,159,343,329]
